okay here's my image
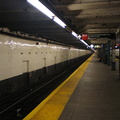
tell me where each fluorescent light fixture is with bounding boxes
[53,16,66,28]
[27,0,90,48]
[72,31,78,38]
[27,0,55,19]
[90,44,94,48]
[27,0,67,28]
[80,39,89,47]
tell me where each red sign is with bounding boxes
[82,34,88,40]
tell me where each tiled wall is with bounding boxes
[0,34,91,81]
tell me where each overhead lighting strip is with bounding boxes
[72,31,78,38]
[80,39,89,47]
[27,0,66,28]
[27,0,90,48]
[53,16,66,28]
[27,0,54,19]
[71,31,90,48]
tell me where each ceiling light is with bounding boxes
[53,16,66,28]
[27,0,55,19]
[27,0,66,28]
[90,44,94,48]
[72,31,78,38]
[80,39,89,47]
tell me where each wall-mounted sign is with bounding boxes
[88,33,115,39]
[82,34,88,40]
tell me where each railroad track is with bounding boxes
[0,55,90,120]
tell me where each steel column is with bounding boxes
[107,40,110,66]
[111,39,116,70]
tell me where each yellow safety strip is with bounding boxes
[23,54,93,120]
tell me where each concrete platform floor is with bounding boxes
[59,54,120,120]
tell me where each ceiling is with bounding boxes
[0,0,120,49]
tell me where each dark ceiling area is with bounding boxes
[0,0,120,49]
[50,0,120,45]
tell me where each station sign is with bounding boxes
[88,33,115,39]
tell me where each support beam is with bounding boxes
[107,40,110,66]
[111,39,116,70]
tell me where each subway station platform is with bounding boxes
[23,54,120,120]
